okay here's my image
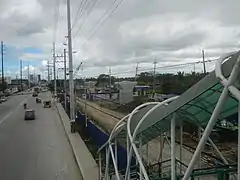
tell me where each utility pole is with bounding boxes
[64,49,67,110]
[109,66,111,87]
[153,60,157,97]
[202,49,206,74]
[20,60,23,91]
[28,63,30,89]
[135,62,139,82]
[33,68,36,85]
[53,43,57,96]
[67,0,76,127]
[47,59,50,83]
[1,41,4,93]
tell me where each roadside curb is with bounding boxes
[55,102,99,180]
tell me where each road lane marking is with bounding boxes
[0,96,30,127]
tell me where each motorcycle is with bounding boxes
[24,103,27,109]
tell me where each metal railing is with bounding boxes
[182,51,240,180]
[98,51,240,180]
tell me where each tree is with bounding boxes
[137,72,153,85]
[95,74,115,87]
[135,71,207,95]
[0,82,7,92]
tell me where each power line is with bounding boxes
[87,0,124,42]
[73,0,124,70]
[73,0,117,39]
[75,59,217,79]
[81,0,124,44]
[53,0,60,43]
[71,0,88,31]
[72,0,99,39]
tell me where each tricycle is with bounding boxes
[36,98,41,103]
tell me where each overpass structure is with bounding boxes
[2,51,239,180]
[98,51,240,179]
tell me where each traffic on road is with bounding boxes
[0,90,81,180]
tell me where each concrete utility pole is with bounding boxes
[202,49,206,74]
[47,59,50,83]
[53,43,57,96]
[67,0,75,126]
[1,41,4,93]
[135,62,139,82]
[153,60,157,97]
[33,68,36,85]
[20,60,23,91]
[109,66,111,87]
[28,63,30,89]
[64,49,67,110]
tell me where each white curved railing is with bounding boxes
[98,97,178,180]
[98,51,240,180]
[182,51,240,180]
[124,96,179,180]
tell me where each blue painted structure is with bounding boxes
[62,102,135,171]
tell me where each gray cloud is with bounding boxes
[16,20,45,36]
[1,0,240,77]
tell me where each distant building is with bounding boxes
[29,74,34,83]
[11,79,29,85]
[0,76,11,84]
[37,74,41,82]
[85,81,96,88]
[117,81,137,104]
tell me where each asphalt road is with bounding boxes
[0,92,82,180]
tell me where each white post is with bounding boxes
[126,136,130,180]
[198,124,201,169]
[180,121,183,173]
[171,114,176,180]
[64,49,67,110]
[183,53,240,180]
[66,0,75,123]
[99,152,102,180]
[139,135,143,180]
[104,147,110,180]
[28,63,30,89]
[238,103,240,179]
[115,138,118,170]
[201,127,229,165]
[53,43,57,97]
[182,87,229,180]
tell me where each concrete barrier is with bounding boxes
[56,102,99,180]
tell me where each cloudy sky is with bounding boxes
[0,0,240,79]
